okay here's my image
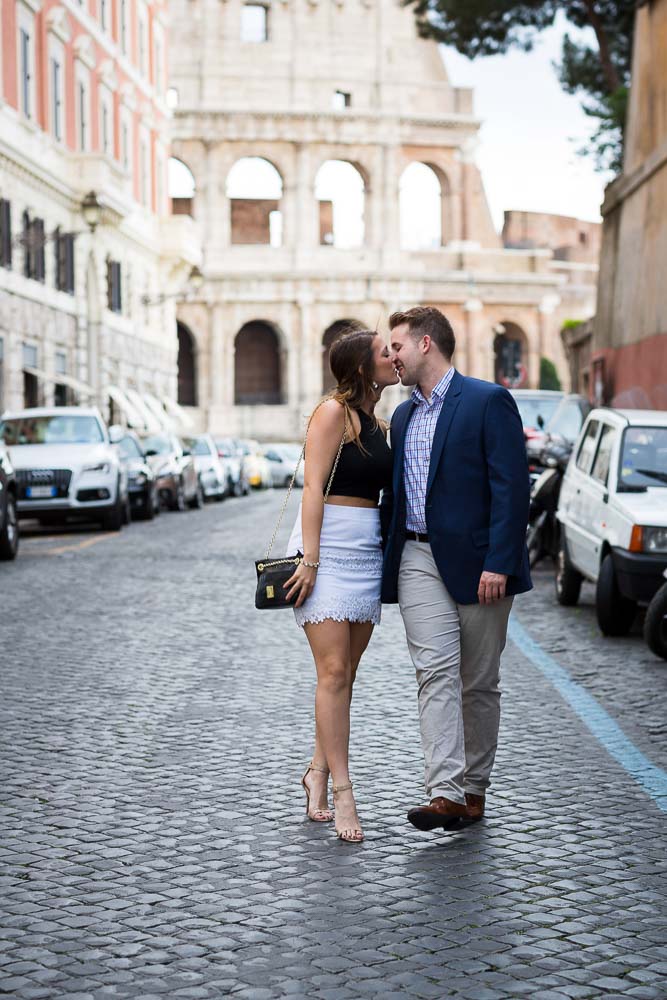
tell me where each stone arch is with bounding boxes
[177,321,198,406]
[169,157,197,217]
[234,320,283,405]
[399,162,445,250]
[321,318,365,394]
[493,321,529,388]
[315,160,366,249]
[226,157,284,246]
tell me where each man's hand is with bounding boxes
[478,571,508,605]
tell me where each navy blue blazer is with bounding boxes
[380,371,533,605]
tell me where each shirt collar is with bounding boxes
[411,368,455,407]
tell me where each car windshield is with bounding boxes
[118,436,143,460]
[619,426,667,489]
[546,400,586,441]
[188,438,212,456]
[0,414,104,445]
[512,396,562,430]
[215,438,236,456]
[142,434,172,455]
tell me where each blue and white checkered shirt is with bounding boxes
[404,367,456,534]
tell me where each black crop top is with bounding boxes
[328,410,393,504]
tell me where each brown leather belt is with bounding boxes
[405,530,429,543]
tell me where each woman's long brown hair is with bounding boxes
[327,329,379,449]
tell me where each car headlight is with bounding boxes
[130,472,148,485]
[82,462,111,474]
[642,526,667,554]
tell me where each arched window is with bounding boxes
[321,319,365,394]
[177,322,197,405]
[315,160,365,249]
[399,163,443,250]
[493,322,529,388]
[226,158,283,246]
[234,320,282,404]
[169,157,196,217]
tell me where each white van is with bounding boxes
[555,408,667,635]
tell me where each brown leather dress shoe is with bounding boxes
[462,793,485,824]
[407,796,469,831]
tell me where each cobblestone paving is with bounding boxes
[2,492,666,999]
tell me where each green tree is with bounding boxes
[404,0,636,173]
[540,357,563,390]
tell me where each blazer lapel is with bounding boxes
[426,371,463,497]
[392,400,416,498]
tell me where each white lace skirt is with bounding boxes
[286,503,383,628]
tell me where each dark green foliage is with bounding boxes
[540,356,562,390]
[404,0,635,174]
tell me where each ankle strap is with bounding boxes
[307,761,329,774]
[333,782,353,794]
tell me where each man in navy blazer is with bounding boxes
[381,306,532,831]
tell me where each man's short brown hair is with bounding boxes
[389,306,456,360]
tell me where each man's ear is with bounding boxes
[421,335,431,354]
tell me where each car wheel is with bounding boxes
[121,492,131,526]
[555,536,582,606]
[103,489,124,532]
[0,493,19,561]
[644,582,667,661]
[170,480,186,512]
[143,487,155,520]
[596,553,637,636]
[188,478,204,509]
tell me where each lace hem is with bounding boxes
[295,597,381,628]
[318,548,383,576]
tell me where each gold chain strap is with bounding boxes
[265,406,348,559]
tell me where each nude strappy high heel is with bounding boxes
[301,762,334,822]
[333,782,364,843]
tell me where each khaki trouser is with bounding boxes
[398,540,513,803]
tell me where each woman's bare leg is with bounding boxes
[304,619,362,840]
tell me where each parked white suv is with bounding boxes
[556,408,667,635]
[0,406,129,531]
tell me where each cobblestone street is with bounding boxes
[2,491,667,999]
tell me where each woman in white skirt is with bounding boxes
[285,329,397,842]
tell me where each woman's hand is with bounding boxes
[284,563,318,607]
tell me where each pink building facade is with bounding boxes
[0,0,199,425]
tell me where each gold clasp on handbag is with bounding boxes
[266,585,274,599]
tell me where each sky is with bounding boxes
[441,13,614,231]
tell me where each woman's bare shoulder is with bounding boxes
[309,398,345,432]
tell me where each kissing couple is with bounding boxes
[282,306,532,842]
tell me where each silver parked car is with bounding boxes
[263,443,304,488]
[183,434,227,501]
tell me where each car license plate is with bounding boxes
[26,485,57,498]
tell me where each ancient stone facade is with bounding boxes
[591,0,667,409]
[168,0,599,439]
[0,0,198,428]
[503,211,601,266]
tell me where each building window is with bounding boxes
[54,229,75,294]
[332,90,351,110]
[22,212,45,282]
[0,200,12,269]
[241,4,268,42]
[138,8,148,74]
[22,343,39,408]
[166,87,179,109]
[100,0,109,31]
[121,117,131,172]
[101,97,111,155]
[77,78,89,151]
[20,27,32,118]
[107,258,122,313]
[120,0,129,55]
[54,351,70,406]
[154,35,163,94]
[51,57,63,141]
[140,136,150,207]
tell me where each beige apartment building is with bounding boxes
[168,0,599,439]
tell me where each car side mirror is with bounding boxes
[108,424,124,444]
[144,448,158,457]
[182,448,191,456]
[537,415,545,430]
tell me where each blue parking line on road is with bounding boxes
[509,617,667,812]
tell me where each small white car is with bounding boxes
[263,443,304,489]
[556,408,667,635]
[0,406,129,531]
